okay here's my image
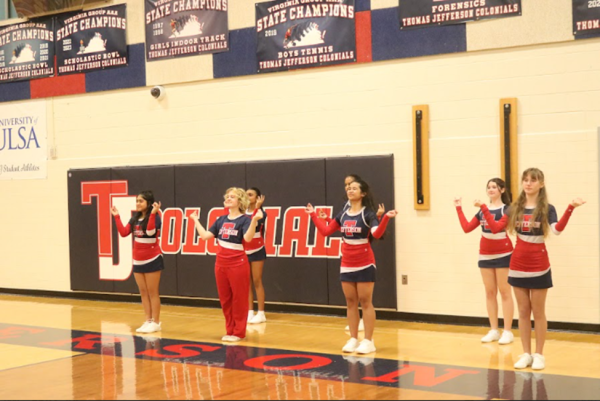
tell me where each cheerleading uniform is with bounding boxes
[114,213,164,273]
[245,208,267,262]
[456,205,513,268]
[209,213,253,338]
[481,204,575,289]
[310,207,390,282]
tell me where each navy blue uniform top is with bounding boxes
[209,214,252,266]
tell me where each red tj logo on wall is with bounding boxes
[80,180,342,281]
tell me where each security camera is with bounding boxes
[150,85,165,100]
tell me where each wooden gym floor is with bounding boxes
[0,294,597,400]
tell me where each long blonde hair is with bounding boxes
[224,187,249,213]
[507,168,550,237]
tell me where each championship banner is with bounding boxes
[145,0,229,62]
[0,18,54,83]
[399,0,521,30]
[573,0,600,36]
[0,99,47,180]
[56,4,128,76]
[256,0,356,73]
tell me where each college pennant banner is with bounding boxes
[573,0,600,36]
[56,4,128,76]
[0,18,54,83]
[256,0,356,73]
[145,0,229,62]
[399,0,521,30]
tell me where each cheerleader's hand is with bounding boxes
[571,198,586,208]
[473,199,484,208]
[305,203,314,214]
[386,210,398,218]
[256,195,265,209]
[318,210,328,220]
[190,211,199,221]
[151,202,161,214]
[454,197,462,207]
[111,206,119,216]
[253,209,264,221]
[377,203,385,218]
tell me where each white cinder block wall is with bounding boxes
[0,0,598,325]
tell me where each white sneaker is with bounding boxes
[481,329,501,343]
[227,336,243,342]
[342,338,360,353]
[498,331,514,345]
[345,319,365,332]
[136,320,152,333]
[247,311,255,323]
[356,339,376,354]
[139,321,161,334]
[222,335,233,341]
[514,353,533,369]
[532,353,546,370]
[249,312,266,324]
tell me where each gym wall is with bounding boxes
[0,0,598,325]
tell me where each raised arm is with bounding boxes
[111,206,131,237]
[146,202,161,236]
[189,211,215,241]
[306,203,340,236]
[553,198,585,234]
[456,208,480,233]
[372,210,396,239]
[479,204,508,234]
[244,209,263,243]
[317,209,333,223]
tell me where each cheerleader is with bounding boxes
[111,191,164,334]
[480,168,585,370]
[246,187,268,324]
[455,178,515,345]
[319,174,385,333]
[328,174,386,216]
[189,188,263,342]
[306,178,396,354]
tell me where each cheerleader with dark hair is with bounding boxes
[307,178,396,354]
[111,191,164,334]
[246,187,268,324]
[319,174,385,333]
[455,178,515,345]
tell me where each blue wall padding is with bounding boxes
[85,44,147,93]
[0,80,31,103]
[356,0,371,12]
[213,28,258,79]
[371,8,466,62]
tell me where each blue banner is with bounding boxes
[0,18,54,83]
[256,0,356,73]
[399,0,521,29]
[55,4,128,76]
[573,0,600,36]
[145,0,229,61]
